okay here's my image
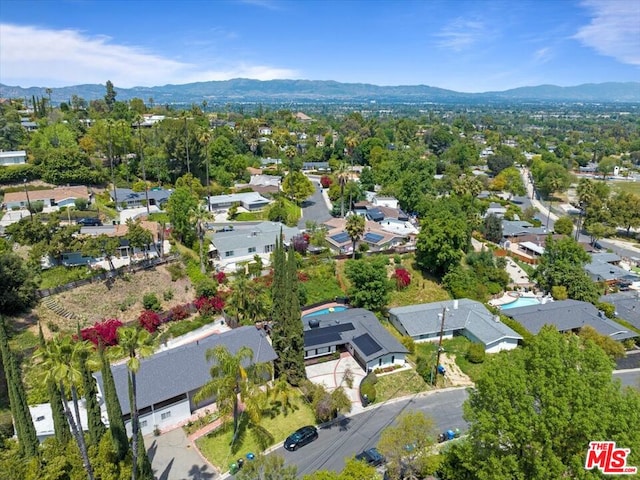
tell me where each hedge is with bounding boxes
[0,164,40,183]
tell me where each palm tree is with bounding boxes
[190,204,210,274]
[193,345,272,443]
[345,214,365,259]
[336,162,350,217]
[35,336,96,480]
[198,127,212,210]
[112,327,155,480]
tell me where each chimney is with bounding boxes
[453,299,459,310]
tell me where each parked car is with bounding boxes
[284,425,318,451]
[355,447,385,467]
[77,217,102,226]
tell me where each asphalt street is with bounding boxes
[297,175,333,228]
[278,388,469,476]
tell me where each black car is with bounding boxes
[77,217,102,226]
[355,447,385,467]
[284,425,318,451]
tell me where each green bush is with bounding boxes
[195,278,218,298]
[401,336,416,354]
[595,302,616,319]
[163,289,174,301]
[500,315,533,345]
[360,373,378,404]
[166,262,186,281]
[142,293,161,311]
[0,164,40,183]
[466,343,486,364]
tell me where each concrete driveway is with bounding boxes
[306,353,368,415]
[146,428,217,480]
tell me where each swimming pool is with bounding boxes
[302,306,348,318]
[500,296,541,310]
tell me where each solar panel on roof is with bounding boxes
[363,233,384,243]
[303,323,355,346]
[330,232,350,243]
[352,333,382,356]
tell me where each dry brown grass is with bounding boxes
[34,264,194,334]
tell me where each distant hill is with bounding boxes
[1,79,638,104]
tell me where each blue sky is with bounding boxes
[1,0,638,92]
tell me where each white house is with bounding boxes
[29,401,92,442]
[94,326,277,436]
[207,192,271,211]
[0,150,27,166]
[207,221,300,271]
[389,299,522,353]
[3,185,89,210]
[303,308,408,371]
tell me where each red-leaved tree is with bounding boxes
[320,175,332,188]
[138,310,162,333]
[216,271,227,284]
[394,268,411,290]
[81,318,123,347]
[194,296,225,316]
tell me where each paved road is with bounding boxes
[298,175,333,228]
[613,369,640,390]
[278,388,469,476]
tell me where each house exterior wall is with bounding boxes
[304,345,337,359]
[366,353,406,372]
[0,151,27,166]
[484,338,519,354]
[130,397,192,436]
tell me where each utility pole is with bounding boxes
[184,116,191,174]
[107,121,118,214]
[432,306,447,385]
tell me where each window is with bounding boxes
[264,244,274,253]
[140,420,148,428]
[160,411,171,420]
[248,247,256,253]
[224,251,234,257]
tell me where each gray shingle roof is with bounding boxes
[208,222,300,256]
[303,308,408,362]
[502,299,637,341]
[600,291,640,330]
[388,299,522,346]
[94,326,277,415]
[502,220,547,237]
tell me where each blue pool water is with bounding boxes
[303,306,348,318]
[500,296,541,310]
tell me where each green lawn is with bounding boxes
[39,265,98,289]
[412,336,485,382]
[374,369,431,402]
[301,260,345,304]
[195,394,316,471]
[611,181,640,196]
[235,211,268,221]
[388,257,451,307]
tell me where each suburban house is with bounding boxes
[501,220,548,242]
[0,150,27,166]
[94,326,277,436]
[323,217,412,254]
[501,299,637,342]
[484,202,508,218]
[234,175,281,196]
[258,126,272,136]
[302,308,408,371]
[585,252,640,286]
[600,291,640,330]
[260,157,282,168]
[302,162,330,171]
[295,112,312,123]
[207,192,271,212]
[207,221,300,271]
[370,194,400,210]
[111,187,173,210]
[388,299,522,353]
[3,185,89,210]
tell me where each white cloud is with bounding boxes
[574,0,640,65]
[533,47,553,64]
[0,24,297,87]
[435,18,486,51]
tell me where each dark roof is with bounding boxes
[363,232,384,244]
[94,326,277,415]
[366,207,385,222]
[302,308,407,362]
[330,232,350,244]
[600,291,640,330]
[502,299,637,341]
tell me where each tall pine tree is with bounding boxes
[0,317,39,458]
[39,323,71,445]
[76,324,105,446]
[270,234,306,385]
[98,346,128,461]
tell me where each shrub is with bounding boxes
[292,234,309,254]
[466,343,486,364]
[81,318,122,347]
[394,268,411,290]
[393,254,402,265]
[215,271,227,284]
[163,289,174,301]
[194,296,225,316]
[74,198,88,211]
[595,301,616,319]
[195,278,218,298]
[142,292,161,312]
[139,310,162,333]
[360,375,377,404]
[551,285,568,300]
[169,304,192,321]
[320,175,332,188]
[401,336,416,354]
[166,263,186,281]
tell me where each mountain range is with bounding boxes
[1,79,639,104]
